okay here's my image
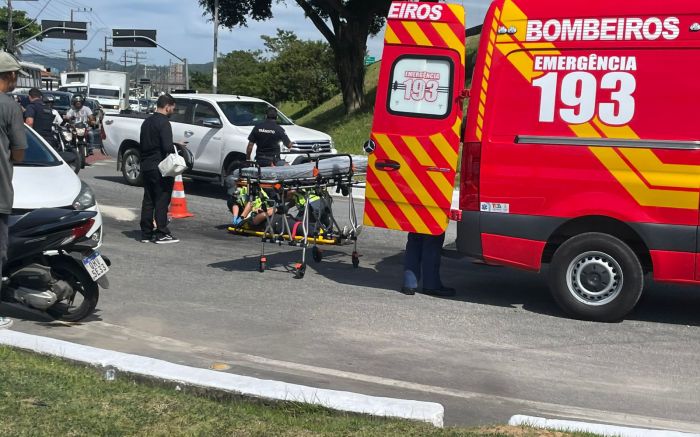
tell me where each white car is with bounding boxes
[102,94,336,186]
[12,125,103,246]
[128,99,141,112]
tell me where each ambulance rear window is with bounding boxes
[388,55,453,119]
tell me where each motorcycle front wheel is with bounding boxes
[47,257,99,322]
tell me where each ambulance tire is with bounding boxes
[549,233,643,323]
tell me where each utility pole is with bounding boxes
[212,0,219,93]
[6,0,38,53]
[7,0,13,53]
[68,7,91,71]
[99,36,113,69]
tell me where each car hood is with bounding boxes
[12,164,81,209]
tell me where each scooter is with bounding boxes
[1,208,110,322]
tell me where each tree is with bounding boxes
[261,30,338,106]
[0,7,43,53]
[199,0,399,114]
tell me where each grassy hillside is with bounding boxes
[285,35,480,155]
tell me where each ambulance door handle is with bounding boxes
[375,160,401,172]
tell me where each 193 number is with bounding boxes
[533,72,636,126]
[403,79,439,102]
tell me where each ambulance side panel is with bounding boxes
[460,0,700,283]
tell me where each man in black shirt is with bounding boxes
[246,107,293,167]
[139,94,179,244]
[24,88,57,148]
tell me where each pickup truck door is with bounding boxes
[185,100,225,174]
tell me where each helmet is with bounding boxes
[71,94,84,105]
[43,94,55,104]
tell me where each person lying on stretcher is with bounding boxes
[228,185,275,228]
[292,189,332,228]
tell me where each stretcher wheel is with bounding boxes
[312,246,323,263]
[352,252,360,268]
[259,257,267,273]
[294,263,306,279]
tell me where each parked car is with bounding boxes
[128,98,141,112]
[13,125,103,246]
[102,94,336,186]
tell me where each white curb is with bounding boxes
[509,415,700,437]
[0,330,444,427]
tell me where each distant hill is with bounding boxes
[21,54,213,76]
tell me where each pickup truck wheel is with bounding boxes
[549,233,643,322]
[122,148,143,186]
[225,159,244,177]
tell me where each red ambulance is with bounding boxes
[365,0,700,321]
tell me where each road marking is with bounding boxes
[62,321,700,434]
[99,205,138,221]
[509,415,700,437]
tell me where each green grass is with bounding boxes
[0,346,600,437]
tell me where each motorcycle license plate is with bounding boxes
[82,251,109,281]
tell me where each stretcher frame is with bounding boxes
[227,154,364,278]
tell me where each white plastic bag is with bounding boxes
[158,145,187,177]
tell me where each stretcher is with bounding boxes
[226,154,366,278]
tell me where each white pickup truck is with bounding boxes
[102,94,336,186]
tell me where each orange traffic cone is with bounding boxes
[169,175,194,219]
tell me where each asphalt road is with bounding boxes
[5,158,700,432]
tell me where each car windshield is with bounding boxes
[15,127,61,167]
[59,86,86,94]
[89,88,120,98]
[217,101,293,126]
[45,93,70,107]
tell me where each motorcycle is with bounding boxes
[67,120,89,169]
[52,123,82,173]
[1,208,110,322]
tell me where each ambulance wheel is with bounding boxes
[352,252,360,268]
[549,233,643,322]
[312,246,322,263]
[294,263,306,279]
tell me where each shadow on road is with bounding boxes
[208,245,700,325]
[94,175,133,187]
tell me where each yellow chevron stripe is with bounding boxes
[430,132,459,171]
[452,118,461,138]
[402,136,435,167]
[432,22,465,65]
[589,148,698,209]
[375,135,448,226]
[448,4,465,27]
[402,21,431,47]
[365,183,401,229]
[367,154,421,231]
[592,118,700,189]
[384,24,400,45]
[363,214,375,227]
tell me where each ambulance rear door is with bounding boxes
[364,1,466,236]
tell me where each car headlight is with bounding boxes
[279,141,290,153]
[62,131,73,141]
[73,181,96,210]
[329,138,335,149]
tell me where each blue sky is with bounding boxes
[15,0,491,66]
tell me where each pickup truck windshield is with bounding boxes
[218,101,293,126]
[89,88,120,98]
[15,127,61,167]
